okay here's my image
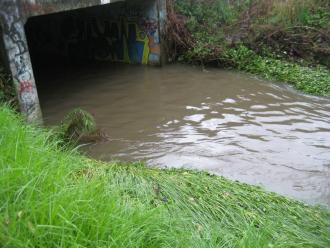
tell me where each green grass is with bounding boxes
[1,105,330,247]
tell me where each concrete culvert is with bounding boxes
[1,0,166,123]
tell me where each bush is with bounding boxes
[169,0,330,95]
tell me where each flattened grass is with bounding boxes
[0,105,329,247]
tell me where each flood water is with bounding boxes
[38,64,330,206]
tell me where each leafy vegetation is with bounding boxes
[1,105,330,247]
[224,46,330,96]
[0,68,17,107]
[167,0,330,96]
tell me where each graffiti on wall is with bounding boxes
[140,17,161,63]
[0,0,42,122]
[26,3,161,65]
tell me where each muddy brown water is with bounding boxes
[38,64,330,206]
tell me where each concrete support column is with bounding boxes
[0,0,42,123]
[157,0,167,65]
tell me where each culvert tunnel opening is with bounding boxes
[23,0,162,118]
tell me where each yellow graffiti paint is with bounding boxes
[135,25,150,65]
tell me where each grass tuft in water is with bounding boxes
[55,108,97,144]
[0,105,329,247]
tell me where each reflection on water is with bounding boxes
[38,64,330,206]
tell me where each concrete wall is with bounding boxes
[0,0,43,123]
[21,0,125,18]
[0,0,166,123]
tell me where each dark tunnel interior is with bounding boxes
[24,0,161,89]
[25,3,123,84]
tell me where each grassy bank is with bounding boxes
[167,0,330,96]
[1,105,330,247]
